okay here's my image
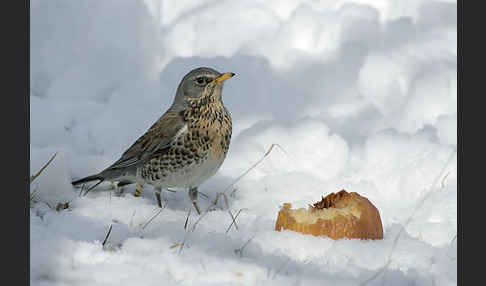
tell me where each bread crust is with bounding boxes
[275,190,383,240]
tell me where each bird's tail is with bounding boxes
[71,174,104,186]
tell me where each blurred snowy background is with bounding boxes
[30,0,457,285]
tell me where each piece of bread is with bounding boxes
[275,190,383,240]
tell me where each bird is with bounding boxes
[71,67,235,214]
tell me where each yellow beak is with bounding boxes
[214,72,236,83]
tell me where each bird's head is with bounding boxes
[172,67,235,109]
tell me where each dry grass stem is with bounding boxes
[184,208,191,230]
[129,210,137,228]
[142,206,165,230]
[83,180,104,196]
[30,190,38,202]
[30,152,57,184]
[197,191,209,199]
[78,183,87,197]
[226,208,247,234]
[55,202,70,211]
[234,235,255,258]
[226,210,238,232]
[229,188,238,197]
[223,193,230,209]
[170,242,184,249]
[102,224,113,246]
[441,171,451,189]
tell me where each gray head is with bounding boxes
[171,67,235,110]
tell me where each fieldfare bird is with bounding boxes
[72,67,235,214]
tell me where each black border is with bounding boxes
[459,0,481,285]
[6,0,29,285]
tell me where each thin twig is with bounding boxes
[83,180,104,196]
[184,208,191,230]
[142,206,165,230]
[30,190,37,201]
[450,234,457,245]
[129,210,137,229]
[55,202,70,211]
[441,172,451,189]
[446,234,458,260]
[78,183,86,197]
[178,208,211,253]
[223,193,230,209]
[170,242,184,249]
[102,224,113,246]
[225,208,247,234]
[226,210,238,233]
[30,152,57,183]
[234,235,255,258]
[198,191,209,199]
[229,188,239,197]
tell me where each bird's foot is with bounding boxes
[134,183,143,197]
[156,193,162,208]
[154,187,166,208]
[192,201,201,215]
[189,187,201,215]
[108,182,117,190]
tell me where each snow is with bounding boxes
[30,0,457,285]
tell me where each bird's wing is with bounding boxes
[106,110,187,170]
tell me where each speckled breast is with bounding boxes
[139,103,232,188]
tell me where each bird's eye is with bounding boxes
[196,77,205,85]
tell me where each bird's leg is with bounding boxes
[155,187,162,208]
[115,182,125,195]
[111,182,125,196]
[134,183,144,197]
[189,187,201,215]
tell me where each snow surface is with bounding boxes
[30,0,457,285]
